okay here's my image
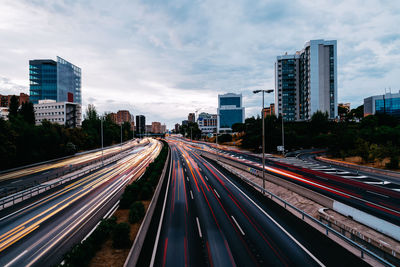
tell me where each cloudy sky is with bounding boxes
[1,0,399,129]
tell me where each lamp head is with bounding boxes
[253,90,261,94]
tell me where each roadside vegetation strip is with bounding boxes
[59,140,169,267]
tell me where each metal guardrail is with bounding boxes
[203,152,394,267]
[0,150,131,211]
[0,141,150,199]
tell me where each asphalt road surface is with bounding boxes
[0,139,161,267]
[151,139,367,266]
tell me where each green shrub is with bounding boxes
[61,217,117,267]
[112,223,131,249]
[120,183,139,208]
[129,201,145,223]
[386,156,399,169]
[139,183,153,200]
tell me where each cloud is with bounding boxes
[0,0,399,128]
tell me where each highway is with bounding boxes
[0,138,161,267]
[183,139,400,227]
[0,139,147,196]
[151,139,365,266]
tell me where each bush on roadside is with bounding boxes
[112,222,131,249]
[61,216,117,267]
[120,183,139,208]
[129,201,145,223]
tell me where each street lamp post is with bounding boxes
[101,117,104,166]
[253,89,274,193]
[281,113,285,155]
[120,123,123,150]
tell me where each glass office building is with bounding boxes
[218,93,245,132]
[29,57,81,104]
[364,92,400,117]
[29,60,57,104]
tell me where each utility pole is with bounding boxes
[253,89,274,193]
[101,118,104,166]
[281,113,285,155]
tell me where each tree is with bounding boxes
[19,101,35,124]
[310,111,329,134]
[232,122,245,133]
[8,95,19,119]
[348,105,364,121]
[85,104,98,120]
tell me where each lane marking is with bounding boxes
[190,190,194,200]
[4,249,28,267]
[231,215,245,236]
[209,162,326,267]
[366,191,389,198]
[150,149,173,267]
[186,176,189,182]
[213,189,220,199]
[196,217,202,238]
[204,176,208,181]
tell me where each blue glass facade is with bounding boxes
[220,97,240,107]
[375,98,400,117]
[280,58,297,121]
[29,57,81,104]
[57,57,81,104]
[29,60,57,104]
[219,109,243,129]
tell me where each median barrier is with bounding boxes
[124,144,170,267]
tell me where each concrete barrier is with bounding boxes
[124,145,170,267]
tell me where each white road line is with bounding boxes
[184,168,187,172]
[4,250,27,267]
[204,176,208,181]
[190,190,194,200]
[150,154,173,267]
[214,189,220,199]
[209,163,326,267]
[186,176,189,182]
[366,191,389,198]
[196,217,203,238]
[103,200,119,219]
[231,215,245,236]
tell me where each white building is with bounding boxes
[34,99,82,127]
[0,107,9,120]
[197,112,217,135]
[275,39,337,121]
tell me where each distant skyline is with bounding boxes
[0,0,399,129]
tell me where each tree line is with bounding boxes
[0,98,134,170]
[233,106,400,169]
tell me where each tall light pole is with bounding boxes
[281,113,285,155]
[253,89,274,193]
[120,123,123,150]
[101,117,104,166]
